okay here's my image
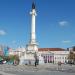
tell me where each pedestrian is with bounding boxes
[57,61,62,70]
[35,59,37,67]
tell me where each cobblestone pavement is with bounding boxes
[0,64,75,75]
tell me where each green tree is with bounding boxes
[68,51,75,64]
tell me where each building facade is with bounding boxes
[38,48,69,64]
[14,47,69,64]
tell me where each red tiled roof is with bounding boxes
[38,48,65,51]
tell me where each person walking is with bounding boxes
[57,61,62,70]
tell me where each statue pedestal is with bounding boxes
[19,51,44,65]
[19,52,35,65]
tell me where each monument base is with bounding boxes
[19,52,44,65]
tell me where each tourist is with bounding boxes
[57,61,62,70]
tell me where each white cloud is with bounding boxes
[62,40,71,44]
[59,21,68,26]
[0,30,6,36]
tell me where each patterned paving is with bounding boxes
[0,64,75,73]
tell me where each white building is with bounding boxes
[53,51,69,64]
[11,47,69,64]
[9,47,26,56]
[38,48,69,64]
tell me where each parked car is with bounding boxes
[2,60,6,64]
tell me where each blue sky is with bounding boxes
[0,0,75,49]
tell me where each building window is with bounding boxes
[62,57,64,59]
[55,57,56,59]
[60,57,61,59]
[44,56,45,58]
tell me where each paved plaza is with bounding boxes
[0,64,75,75]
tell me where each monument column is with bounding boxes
[26,2,38,53]
[30,3,37,44]
[19,2,44,65]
